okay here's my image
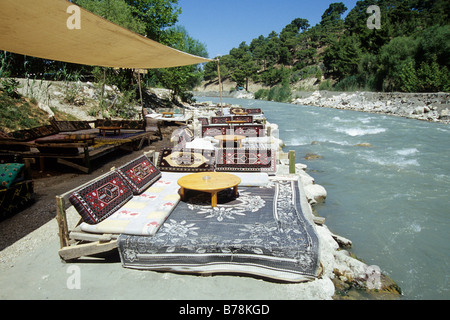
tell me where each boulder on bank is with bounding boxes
[305,153,323,160]
[354,143,373,147]
[304,184,327,204]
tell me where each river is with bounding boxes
[195,96,449,300]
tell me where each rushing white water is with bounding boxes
[196,96,450,300]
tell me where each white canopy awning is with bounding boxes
[0,0,213,68]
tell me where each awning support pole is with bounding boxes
[216,58,223,115]
[137,70,143,115]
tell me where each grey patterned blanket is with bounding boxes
[118,179,319,282]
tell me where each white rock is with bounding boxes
[304,183,327,203]
[38,102,54,117]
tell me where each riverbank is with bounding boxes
[194,90,450,124]
[1,83,402,300]
[292,91,450,124]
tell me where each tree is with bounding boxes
[344,0,390,54]
[377,36,419,91]
[203,60,218,81]
[416,25,450,68]
[74,0,146,34]
[278,18,311,66]
[399,60,420,92]
[227,42,258,90]
[250,35,269,70]
[153,26,209,101]
[320,2,347,26]
[124,0,181,42]
[323,36,362,80]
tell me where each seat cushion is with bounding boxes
[0,163,24,189]
[215,148,276,173]
[80,173,181,236]
[69,171,133,224]
[117,155,161,195]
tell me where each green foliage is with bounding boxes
[254,89,267,100]
[399,60,420,92]
[56,66,84,104]
[150,26,208,102]
[0,78,22,99]
[254,82,291,103]
[0,91,48,131]
[124,0,181,42]
[2,0,449,97]
[399,58,450,93]
[319,79,333,91]
[214,0,449,93]
[74,0,146,35]
[323,36,362,80]
[0,51,11,78]
[377,36,419,91]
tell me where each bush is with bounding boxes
[257,83,292,102]
[1,78,21,99]
[319,79,333,90]
[399,57,450,92]
[334,73,377,92]
[254,89,268,100]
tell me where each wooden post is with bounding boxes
[137,69,144,118]
[289,150,296,174]
[100,67,106,110]
[56,196,70,248]
[83,144,91,173]
[216,58,223,115]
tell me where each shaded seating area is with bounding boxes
[55,106,320,282]
[56,151,320,282]
[0,118,161,173]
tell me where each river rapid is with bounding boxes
[195,96,449,300]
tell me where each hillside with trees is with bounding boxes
[203,0,449,102]
[1,0,449,115]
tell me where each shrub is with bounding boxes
[1,78,21,99]
[254,89,268,100]
[319,79,333,90]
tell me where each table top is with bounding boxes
[177,172,241,192]
[98,126,122,130]
[226,120,246,124]
[214,134,246,141]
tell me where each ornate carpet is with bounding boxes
[157,148,215,172]
[215,148,276,173]
[118,179,319,282]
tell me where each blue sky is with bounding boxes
[177,0,359,58]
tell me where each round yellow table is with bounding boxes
[177,172,241,207]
